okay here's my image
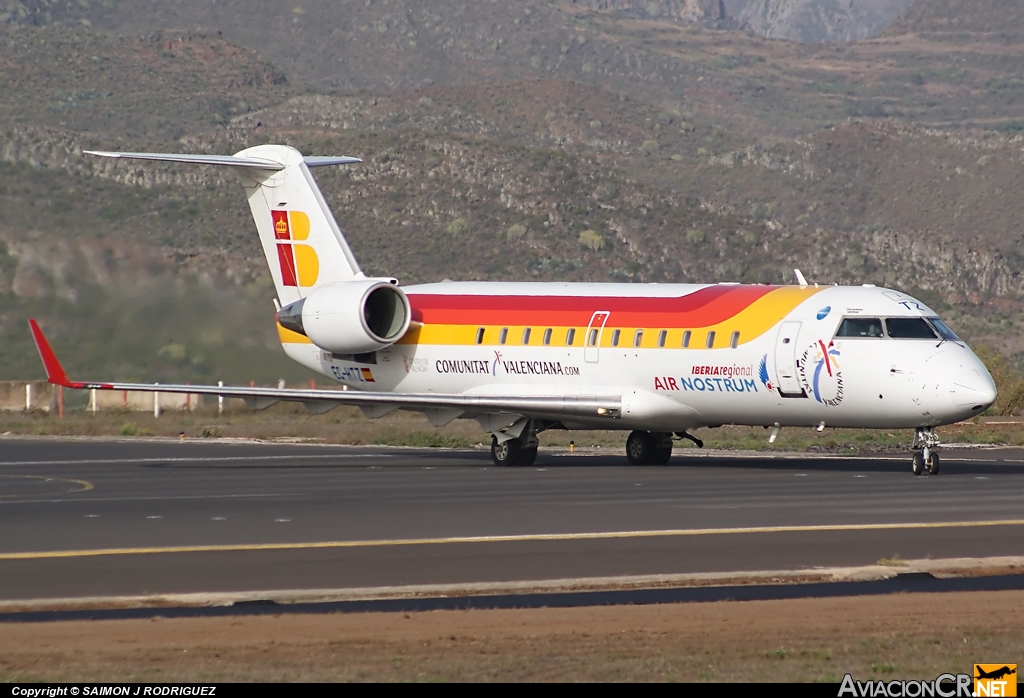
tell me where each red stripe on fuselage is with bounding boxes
[407,285,777,329]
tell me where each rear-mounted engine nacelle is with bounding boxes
[276,280,412,354]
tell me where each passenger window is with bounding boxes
[567,328,576,346]
[706,331,715,349]
[522,328,531,345]
[836,318,884,338]
[682,330,691,348]
[475,327,484,345]
[730,331,739,349]
[658,330,667,348]
[886,317,938,339]
[611,329,621,347]
[633,330,643,347]
[588,328,598,346]
[499,327,508,345]
[543,328,552,345]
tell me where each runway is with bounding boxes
[2,438,1024,601]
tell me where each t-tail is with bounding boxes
[86,146,412,358]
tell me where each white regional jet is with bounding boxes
[29,145,997,474]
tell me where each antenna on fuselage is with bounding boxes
[793,269,808,287]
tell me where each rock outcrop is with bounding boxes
[735,0,916,42]
[571,0,725,21]
[886,0,1024,38]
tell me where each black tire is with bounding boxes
[926,451,939,475]
[491,435,521,467]
[912,451,925,476]
[626,430,655,465]
[652,433,673,465]
[517,447,538,467]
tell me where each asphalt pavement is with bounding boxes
[2,438,1023,601]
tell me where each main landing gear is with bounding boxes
[626,430,674,465]
[490,425,539,467]
[911,427,940,476]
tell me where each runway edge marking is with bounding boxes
[4,519,1024,561]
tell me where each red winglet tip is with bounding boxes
[28,319,72,387]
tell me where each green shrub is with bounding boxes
[446,218,469,235]
[578,229,605,251]
[506,223,527,241]
[640,139,660,155]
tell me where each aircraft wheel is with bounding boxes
[652,432,673,465]
[517,447,538,468]
[912,451,925,476]
[491,435,521,467]
[653,445,672,465]
[926,451,940,475]
[626,430,656,465]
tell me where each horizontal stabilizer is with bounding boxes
[85,150,362,170]
[303,156,363,167]
[84,150,286,170]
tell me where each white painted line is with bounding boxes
[0,454,393,467]
[0,493,304,505]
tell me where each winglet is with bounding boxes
[28,319,73,387]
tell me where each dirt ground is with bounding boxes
[2,591,1022,682]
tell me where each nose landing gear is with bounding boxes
[911,428,940,476]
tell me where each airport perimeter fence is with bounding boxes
[0,379,333,417]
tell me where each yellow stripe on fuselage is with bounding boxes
[397,286,822,349]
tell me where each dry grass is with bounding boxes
[1,591,1022,682]
[2,404,1022,454]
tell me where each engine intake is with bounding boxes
[277,280,411,354]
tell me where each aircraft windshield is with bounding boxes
[885,317,938,339]
[836,318,884,338]
[928,317,960,341]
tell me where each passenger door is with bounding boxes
[774,320,806,397]
[584,311,610,364]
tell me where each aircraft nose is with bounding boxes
[950,367,997,412]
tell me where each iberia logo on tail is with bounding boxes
[271,210,318,287]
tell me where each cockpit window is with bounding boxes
[928,317,960,341]
[885,317,938,339]
[836,318,884,338]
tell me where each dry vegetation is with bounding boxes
[3,402,1023,452]
[2,591,1023,682]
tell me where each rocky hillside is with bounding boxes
[886,0,1024,37]
[0,24,294,139]
[736,0,915,41]
[571,0,725,21]
[572,0,916,41]
[3,5,1024,382]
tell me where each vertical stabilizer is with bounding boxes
[233,145,362,305]
[85,145,364,306]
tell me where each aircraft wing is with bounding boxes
[29,320,621,422]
